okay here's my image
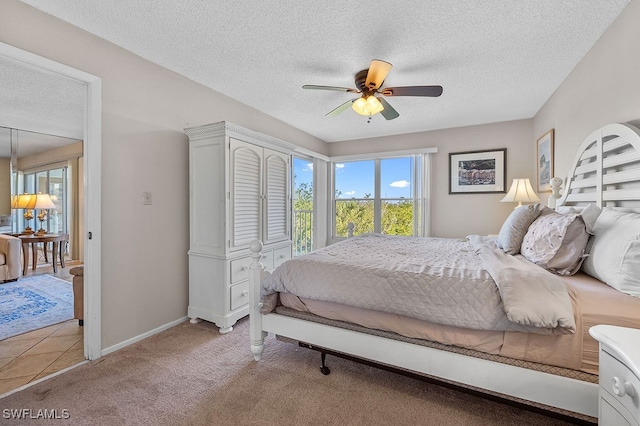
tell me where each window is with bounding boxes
[333,155,427,238]
[21,166,68,234]
[292,156,314,256]
[335,160,375,236]
[381,157,414,236]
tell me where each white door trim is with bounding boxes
[0,41,103,360]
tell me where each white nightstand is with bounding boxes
[590,325,640,425]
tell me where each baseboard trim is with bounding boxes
[101,316,188,357]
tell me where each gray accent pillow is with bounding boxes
[496,203,542,255]
[580,204,602,234]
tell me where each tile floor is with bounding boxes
[0,257,84,396]
[0,320,84,395]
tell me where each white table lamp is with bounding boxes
[500,178,540,208]
[33,193,57,235]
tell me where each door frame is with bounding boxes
[0,42,103,360]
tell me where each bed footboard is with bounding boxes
[249,240,267,360]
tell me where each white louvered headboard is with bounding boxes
[556,122,640,208]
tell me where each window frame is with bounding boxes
[330,148,435,241]
[292,154,315,256]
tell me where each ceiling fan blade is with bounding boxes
[303,85,359,93]
[381,85,443,97]
[378,98,399,120]
[365,60,393,90]
[326,99,357,117]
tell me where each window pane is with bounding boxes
[48,168,64,233]
[335,200,374,237]
[381,157,412,199]
[381,200,414,236]
[35,171,47,193]
[293,157,313,256]
[335,160,374,199]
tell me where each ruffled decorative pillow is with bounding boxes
[520,208,589,275]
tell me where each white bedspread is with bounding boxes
[262,234,575,334]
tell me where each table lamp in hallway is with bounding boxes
[33,193,57,235]
[11,193,37,234]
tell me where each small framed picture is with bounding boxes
[536,129,554,192]
[449,148,507,194]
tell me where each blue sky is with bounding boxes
[293,157,412,199]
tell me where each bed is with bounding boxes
[247,122,640,421]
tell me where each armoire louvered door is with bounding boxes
[263,148,290,245]
[229,140,290,251]
[230,139,262,250]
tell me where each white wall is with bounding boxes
[0,0,326,348]
[534,0,640,181]
[328,119,534,237]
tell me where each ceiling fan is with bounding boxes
[302,59,443,121]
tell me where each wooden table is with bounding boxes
[19,233,69,276]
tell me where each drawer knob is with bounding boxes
[241,290,249,297]
[241,266,249,272]
[279,255,285,259]
[612,376,636,397]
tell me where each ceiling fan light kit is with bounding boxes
[352,95,384,116]
[303,59,442,121]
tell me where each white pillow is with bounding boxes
[581,208,640,297]
[496,203,542,255]
[520,208,589,275]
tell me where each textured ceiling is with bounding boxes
[13,0,632,143]
[0,53,85,157]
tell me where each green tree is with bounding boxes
[335,199,374,236]
[381,200,414,236]
[293,180,313,254]
[335,199,414,237]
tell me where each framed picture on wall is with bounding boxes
[536,129,554,192]
[449,148,507,194]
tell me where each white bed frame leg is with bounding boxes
[249,240,267,361]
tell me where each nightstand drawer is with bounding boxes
[230,281,249,311]
[601,349,640,421]
[602,395,636,426]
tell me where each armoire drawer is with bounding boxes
[260,250,274,271]
[230,281,250,311]
[273,246,291,269]
[230,256,252,284]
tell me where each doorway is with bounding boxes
[0,42,102,367]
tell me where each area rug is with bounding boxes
[0,275,73,340]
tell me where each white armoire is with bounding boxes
[185,121,294,333]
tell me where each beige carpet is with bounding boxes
[0,317,583,425]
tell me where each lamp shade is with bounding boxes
[33,193,57,210]
[500,178,541,206]
[11,193,37,209]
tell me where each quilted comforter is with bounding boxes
[262,234,576,335]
